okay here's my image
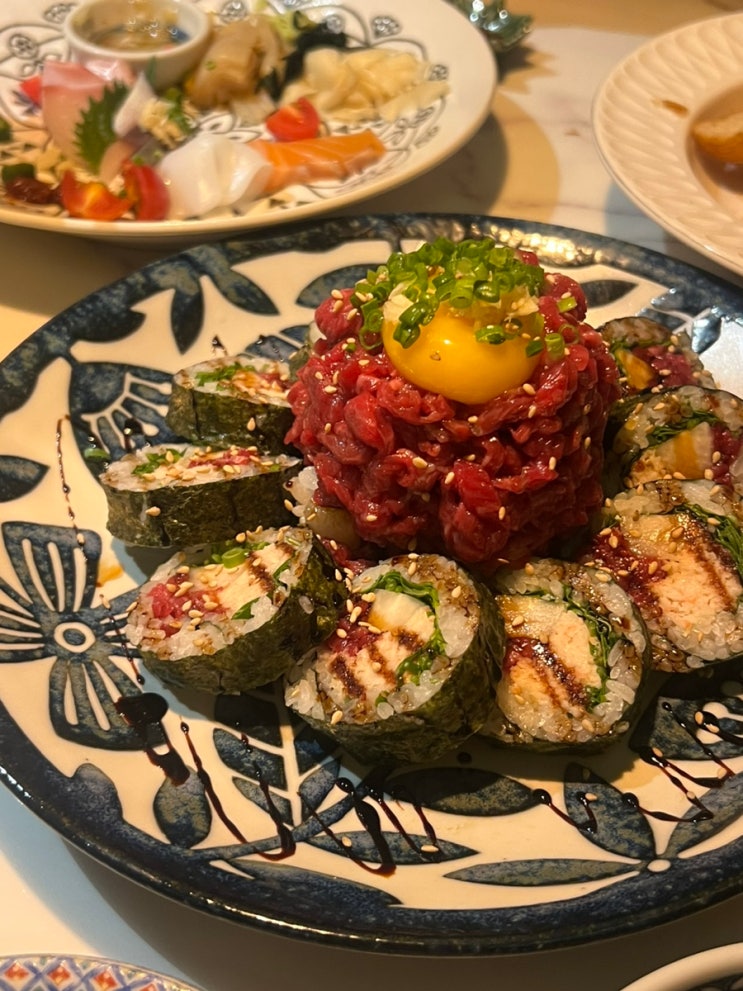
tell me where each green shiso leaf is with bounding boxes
[685,503,743,575]
[646,411,720,447]
[75,81,129,173]
[366,570,447,684]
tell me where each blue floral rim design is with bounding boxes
[1,214,743,956]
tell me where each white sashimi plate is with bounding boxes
[592,13,743,279]
[0,0,495,243]
[2,214,743,954]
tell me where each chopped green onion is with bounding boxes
[545,331,566,358]
[0,117,11,143]
[219,546,249,569]
[351,237,544,350]
[557,295,577,313]
[525,337,545,357]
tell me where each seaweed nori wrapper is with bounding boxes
[166,358,294,453]
[135,535,346,694]
[102,453,301,547]
[293,578,505,766]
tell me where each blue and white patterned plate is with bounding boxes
[2,214,743,955]
[0,955,200,991]
[0,0,496,243]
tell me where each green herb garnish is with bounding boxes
[132,449,184,476]
[74,82,129,173]
[195,362,255,387]
[351,237,544,350]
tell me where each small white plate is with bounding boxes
[621,943,743,991]
[592,13,743,279]
[0,0,496,244]
[0,955,200,991]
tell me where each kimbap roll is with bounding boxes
[599,316,715,398]
[481,558,649,750]
[167,355,293,453]
[587,478,743,672]
[284,553,505,765]
[604,385,743,496]
[101,443,301,547]
[126,526,345,694]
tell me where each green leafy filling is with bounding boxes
[684,503,743,575]
[366,570,447,689]
[132,448,184,475]
[195,362,257,387]
[646,411,720,447]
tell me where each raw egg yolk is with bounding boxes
[381,300,543,404]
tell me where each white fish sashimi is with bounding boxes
[157,133,272,218]
[40,60,137,173]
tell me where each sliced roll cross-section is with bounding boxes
[126,526,345,693]
[284,553,505,765]
[588,478,743,673]
[482,558,649,750]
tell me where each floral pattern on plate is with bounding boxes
[2,214,743,954]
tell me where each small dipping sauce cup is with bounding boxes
[64,0,211,90]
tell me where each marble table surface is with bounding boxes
[1,1,743,989]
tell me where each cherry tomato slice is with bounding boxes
[19,74,42,106]
[59,170,132,221]
[265,98,321,142]
[123,161,169,220]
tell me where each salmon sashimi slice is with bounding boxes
[250,130,386,194]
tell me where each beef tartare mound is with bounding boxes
[286,237,620,571]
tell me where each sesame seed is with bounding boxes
[548,456,557,470]
[467,415,478,424]
[498,506,506,520]
[330,710,344,725]
[444,471,455,485]
[336,628,348,639]
[451,585,462,599]
[365,513,378,522]
[408,561,418,576]
[324,385,337,394]
[145,506,161,516]
[247,417,256,431]
[510,615,525,627]
[331,288,344,299]
[522,383,536,395]
[528,404,537,418]
[412,456,428,469]
[283,499,294,512]
[648,561,659,575]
